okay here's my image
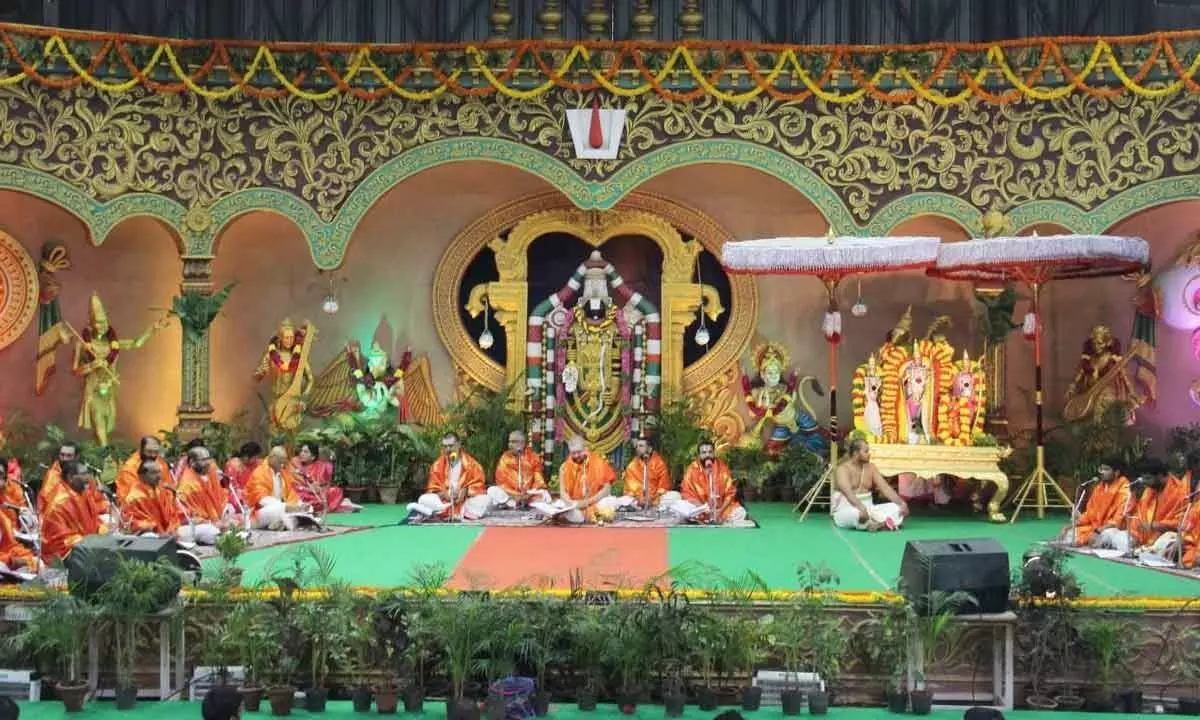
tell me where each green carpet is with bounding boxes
[12,700,1173,719]
[202,502,1199,598]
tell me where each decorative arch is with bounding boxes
[206,191,322,260]
[433,190,758,444]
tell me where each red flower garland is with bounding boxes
[79,326,120,365]
[267,330,305,373]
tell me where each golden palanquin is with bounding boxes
[850,313,1011,521]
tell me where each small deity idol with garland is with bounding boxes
[254,318,317,432]
[739,341,826,455]
[308,341,413,425]
[65,293,169,447]
[1063,324,1143,422]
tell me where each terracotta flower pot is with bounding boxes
[374,685,399,714]
[56,680,89,713]
[240,685,264,712]
[267,686,295,716]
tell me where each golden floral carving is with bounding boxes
[687,364,745,448]
[0,84,1194,228]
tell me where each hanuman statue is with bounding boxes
[64,293,169,446]
[739,341,826,455]
[254,318,317,432]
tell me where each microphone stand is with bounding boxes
[17,480,44,570]
[1176,487,1200,569]
[166,486,196,544]
[1070,478,1098,546]
[222,470,252,538]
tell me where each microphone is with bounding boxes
[1080,476,1100,488]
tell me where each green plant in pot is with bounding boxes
[480,602,529,720]
[7,594,96,712]
[809,610,848,715]
[92,558,184,709]
[908,589,974,716]
[437,592,491,720]
[1079,613,1137,712]
[517,594,571,716]
[1170,624,1200,715]
[606,600,653,714]
[226,596,277,712]
[766,607,809,716]
[297,586,355,712]
[849,601,912,713]
[1012,544,1083,709]
[793,563,841,715]
[568,606,610,711]
[214,531,248,586]
[711,568,771,711]
[687,605,729,711]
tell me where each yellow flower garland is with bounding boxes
[1,27,1199,104]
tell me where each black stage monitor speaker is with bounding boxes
[900,538,1010,615]
[66,535,181,602]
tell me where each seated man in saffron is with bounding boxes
[621,437,680,511]
[0,455,30,526]
[406,432,490,522]
[487,430,550,509]
[1060,458,1131,547]
[1110,459,1188,557]
[0,501,37,573]
[223,441,262,509]
[122,459,182,538]
[36,442,79,514]
[554,437,623,524]
[175,446,231,544]
[830,438,907,531]
[292,442,360,513]
[244,446,312,530]
[117,435,174,504]
[673,441,747,525]
[41,460,108,563]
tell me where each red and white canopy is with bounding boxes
[931,234,1149,283]
[720,235,942,278]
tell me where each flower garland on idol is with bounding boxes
[267,329,306,373]
[79,326,120,365]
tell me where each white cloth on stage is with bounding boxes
[1094,528,1176,556]
[253,497,294,530]
[406,493,491,520]
[670,498,747,524]
[486,484,552,508]
[831,491,904,530]
[562,495,623,524]
[177,523,220,545]
[621,490,683,512]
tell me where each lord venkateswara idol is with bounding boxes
[528,251,660,458]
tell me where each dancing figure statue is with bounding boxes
[739,341,827,455]
[254,318,317,433]
[63,294,168,446]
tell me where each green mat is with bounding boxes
[12,700,1173,720]
[204,502,1200,598]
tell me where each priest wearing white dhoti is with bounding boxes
[831,438,909,531]
[406,432,491,522]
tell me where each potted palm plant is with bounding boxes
[93,558,184,709]
[517,595,569,716]
[8,594,95,712]
[1171,625,1200,715]
[809,611,848,715]
[1079,614,1136,713]
[228,597,277,712]
[607,601,653,715]
[849,601,912,713]
[568,606,609,711]
[298,585,354,712]
[908,589,974,716]
[437,593,490,720]
[688,606,728,711]
[727,614,769,711]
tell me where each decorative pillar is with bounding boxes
[975,286,1009,438]
[538,0,563,39]
[489,0,513,39]
[677,0,703,40]
[632,0,657,40]
[585,0,611,40]
[177,257,215,436]
[660,282,713,395]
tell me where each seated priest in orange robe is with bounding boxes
[674,441,747,525]
[0,506,37,573]
[486,431,551,509]
[1,455,31,527]
[1108,459,1187,556]
[1177,475,1200,569]
[244,446,311,530]
[224,441,262,511]
[1061,458,1132,547]
[41,461,109,563]
[122,459,182,538]
[406,432,490,521]
[36,442,79,514]
[116,436,174,504]
[551,437,623,524]
[175,446,230,544]
[621,437,680,511]
[292,442,359,513]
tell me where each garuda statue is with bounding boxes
[307,340,445,428]
[739,341,827,455]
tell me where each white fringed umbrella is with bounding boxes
[721,234,942,519]
[931,234,1149,521]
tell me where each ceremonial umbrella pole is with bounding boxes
[721,234,942,520]
[930,235,1149,522]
